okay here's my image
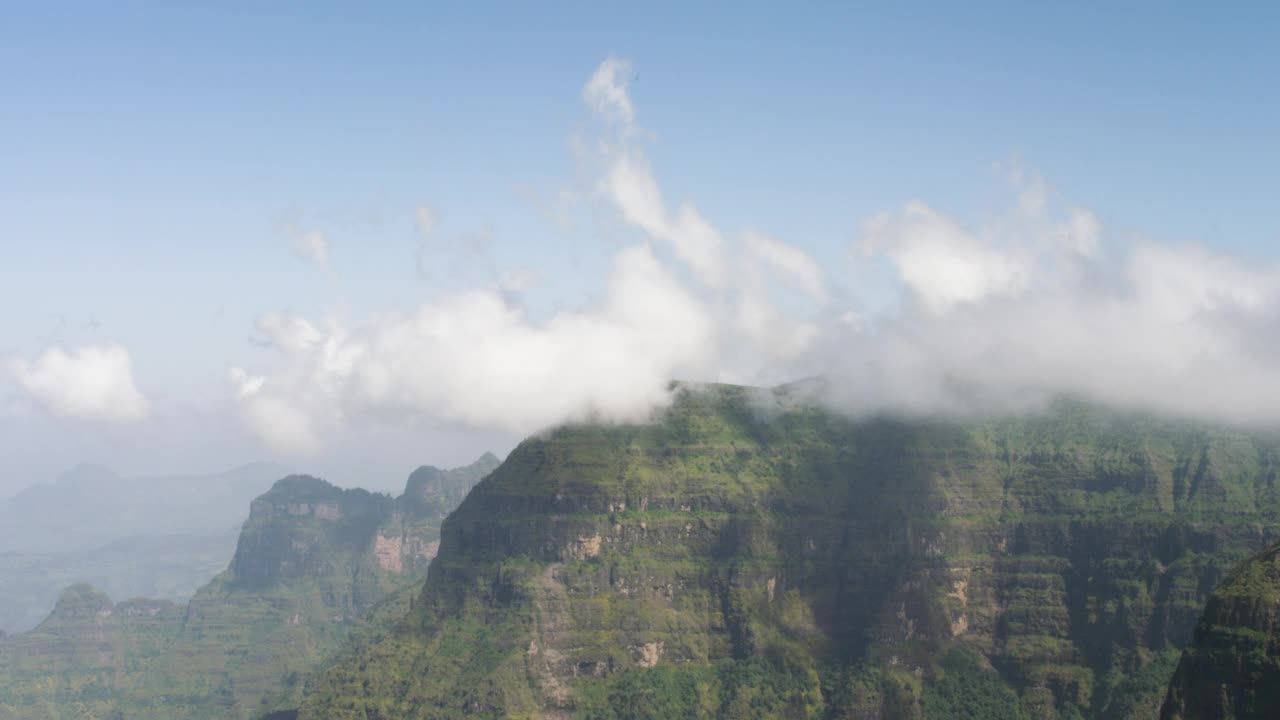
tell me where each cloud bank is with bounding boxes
[11,344,150,423]
[836,231,1280,423]
[229,57,1280,453]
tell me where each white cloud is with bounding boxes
[583,56,635,128]
[858,202,1030,313]
[833,195,1280,424]
[230,56,1280,453]
[602,152,731,287]
[11,344,149,422]
[233,244,717,453]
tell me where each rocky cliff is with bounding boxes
[1159,542,1280,719]
[299,384,1280,720]
[0,453,499,720]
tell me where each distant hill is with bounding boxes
[0,462,288,553]
[0,462,288,634]
[0,452,499,720]
[0,531,239,633]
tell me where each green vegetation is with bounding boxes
[922,648,1023,720]
[0,454,499,720]
[11,382,1280,719]
[298,384,1280,719]
[1159,542,1280,719]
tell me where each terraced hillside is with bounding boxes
[299,384,1280,719]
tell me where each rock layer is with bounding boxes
[300,384,1280,720]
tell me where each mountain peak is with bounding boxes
[49,583,114,619]
[401,452,500,505]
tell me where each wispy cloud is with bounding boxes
[229,57,835,453]
[829,175,1280,422]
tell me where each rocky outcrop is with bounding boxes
[1160,543,1280,719]
[299,385,1280,720]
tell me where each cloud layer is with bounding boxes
[227,57,1280,453]
[11,344,149,423]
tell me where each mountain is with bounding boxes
[0,462,287,553]
[0,462,287,634]
[1159,542,1280,719]
[0,584,185,720]
[0,530,239,633]
[0,453,499,720]
[297,383,1280,720]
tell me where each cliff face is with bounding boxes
[300,384,1280,720]
[1159,543,1280,720]
[0,453,499,720]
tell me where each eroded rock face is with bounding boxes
[373,534,405,572]
[230,476,394,586]
[300,385,1280,720]
[1160,543,1280,720]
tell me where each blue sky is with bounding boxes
[2,2,1279,494]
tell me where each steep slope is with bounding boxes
[300,384,1280,720]
[1159,543,1280,719]
[0,453,499,720]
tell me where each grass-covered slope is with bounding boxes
[300,383,1280,720]
[0,584,183,720]
[1159,542,1280,719]
[0,453,499,720]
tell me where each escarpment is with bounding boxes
[300,384,1280,720]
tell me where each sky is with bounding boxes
[2,2,1279,496]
